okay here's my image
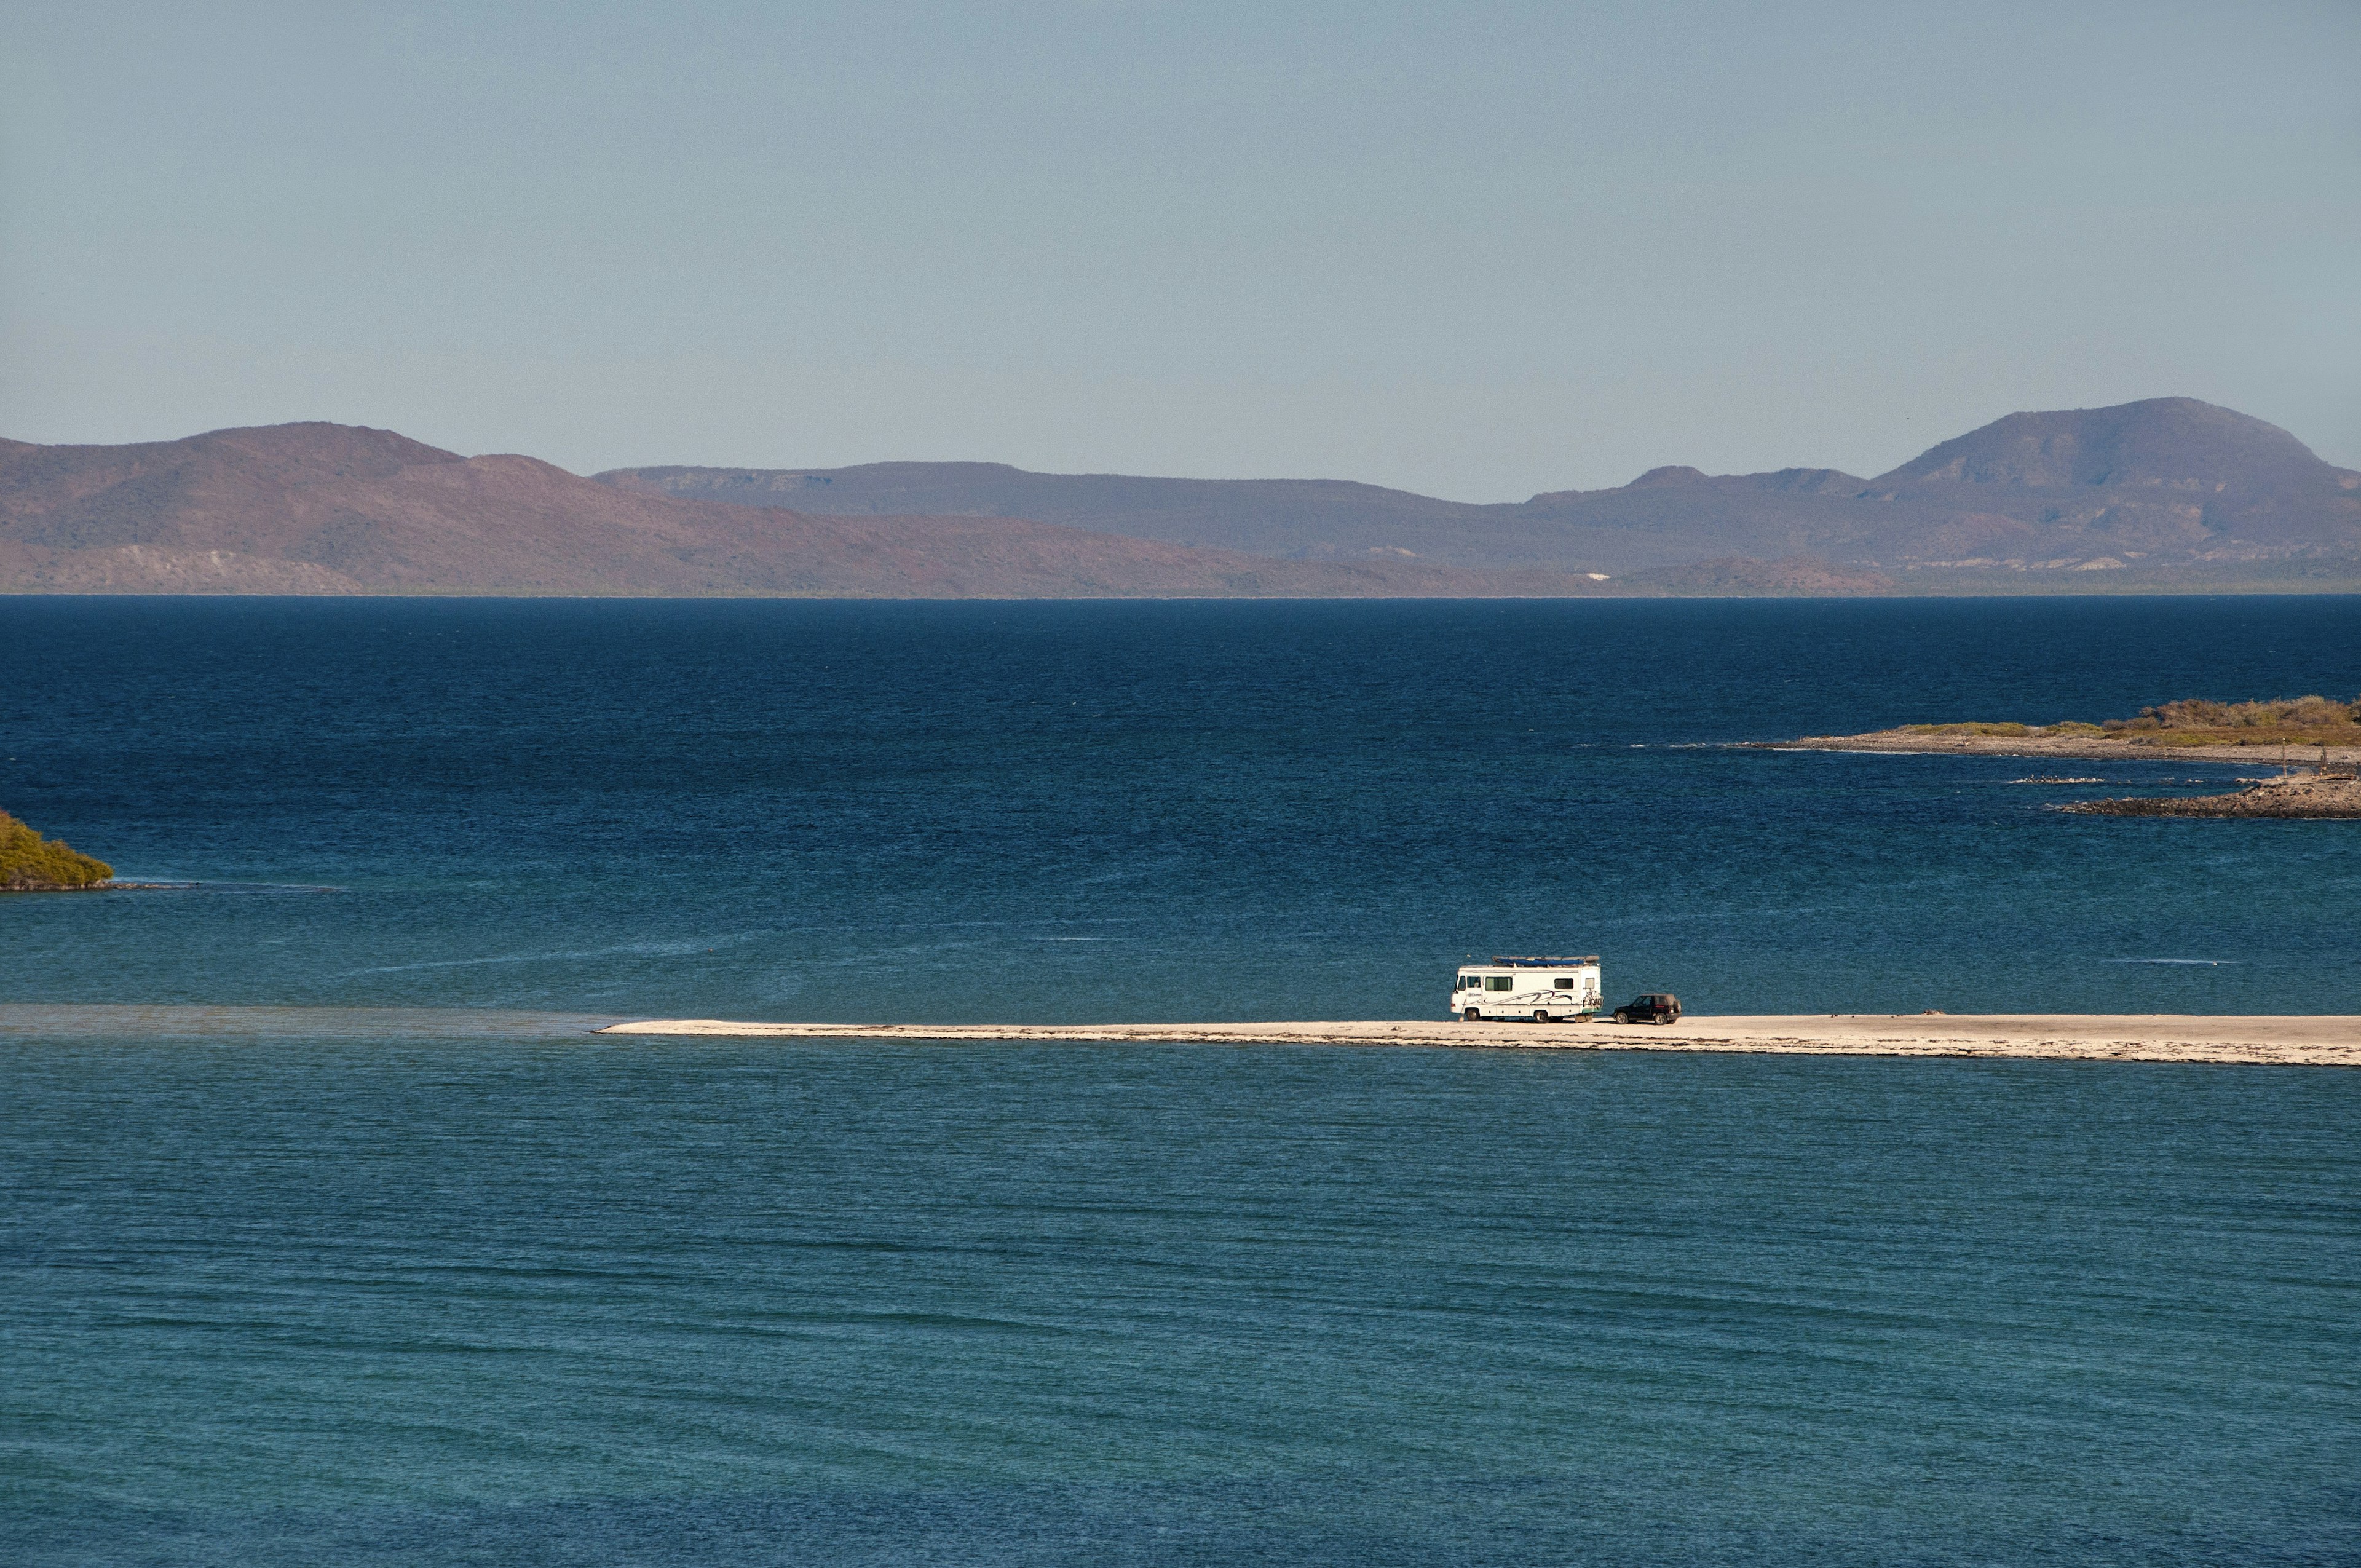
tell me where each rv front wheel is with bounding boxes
[1463,1007,1482,1022]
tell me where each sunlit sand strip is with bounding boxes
[596,1015,2361,1066]
[6,1007,2348,1064]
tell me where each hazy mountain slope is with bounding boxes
[0,424,462,556]
[602,398,2361,577]
[0,425,1615,598]
[1865,397,2361,557]
[599,462,1513,567]
[1881,397,2336,489]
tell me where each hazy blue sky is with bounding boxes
[4,1,2355,497]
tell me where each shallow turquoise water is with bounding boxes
[3,596,2359,1562]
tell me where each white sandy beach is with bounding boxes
[596,1015,2360,1067]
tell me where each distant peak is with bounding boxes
[1877,397,2330,489]
[1627,465,1707,488]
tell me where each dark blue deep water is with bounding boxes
[4,596,2359,1564]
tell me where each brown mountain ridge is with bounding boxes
[0,423,1615,598]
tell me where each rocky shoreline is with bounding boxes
[2054,772,2361,818]
[6,876,202,893]
[1761,727,2361,767]
[1757,728,2361,818]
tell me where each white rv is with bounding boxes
[1450,956,1602,1022]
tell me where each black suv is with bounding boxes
[1613,994,1682,1024]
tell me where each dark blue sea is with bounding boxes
[4,596,2358,1564]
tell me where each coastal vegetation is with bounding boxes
[1908,695,2361,748]
[1,809,113,890]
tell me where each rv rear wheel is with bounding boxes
[1463,1007,1482,1022]
[1533,1010,1551,1023]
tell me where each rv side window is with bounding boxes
[1485,976,1512,992]
[1554,977,1575,990]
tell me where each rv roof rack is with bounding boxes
[1486,955,1600,965]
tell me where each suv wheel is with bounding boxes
[1613,1010,1629,1024]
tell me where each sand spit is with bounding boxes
[596,1015,2360,1067]
[1762,729,2361,767]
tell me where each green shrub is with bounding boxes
[0,810,113,889]
[1912,695,2359,744]
[2140,695,2360,731]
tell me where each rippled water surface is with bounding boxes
[4,597,2359,1563]
[6,595,2360,1018]
[7,1037,2359,1565]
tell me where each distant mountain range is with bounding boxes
[602,398,2361,587]
[4,398,2354,596]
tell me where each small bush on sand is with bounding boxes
[0,810,113,890]
[1912,721,2031,737]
